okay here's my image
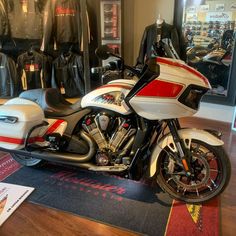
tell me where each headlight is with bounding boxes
[178,85,209,110]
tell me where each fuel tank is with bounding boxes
[81,79,135,115]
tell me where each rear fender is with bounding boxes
[149,128,224,177]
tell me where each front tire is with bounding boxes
[156,140,231,203]
[11,153,44,167]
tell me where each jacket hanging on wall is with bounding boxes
[17,50,52,91]
[0,0,9,38]
[0,52,19,97]
[41,0,82,51]
[52,52,85,98]
[136,21,180,64]
[7,0,45,39]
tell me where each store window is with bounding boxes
[181,0,236,98]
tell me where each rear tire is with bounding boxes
[11,153,44,167]
[156,140,231,203]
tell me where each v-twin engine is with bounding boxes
[82,113,136,165]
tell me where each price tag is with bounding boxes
[30,64,35,72]
[22,1,28,13]
[60,83,65,94]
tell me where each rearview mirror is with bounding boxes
[95,45,112,60]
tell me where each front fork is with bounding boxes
[167,119,192,176]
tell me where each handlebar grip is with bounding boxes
[91,65,110,74]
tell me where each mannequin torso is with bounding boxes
[156,14,164,27]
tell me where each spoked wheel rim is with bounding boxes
[159,140,224,200]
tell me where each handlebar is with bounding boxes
[91,60,144,78]
[92,45,160,80]
[91,61,121,74]
[91,64,111,74]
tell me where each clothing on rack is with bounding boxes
[0,0,9,38]
[41,0,82,51]
[136,21,180,64]
[0,52,19,97]
[17,50,52,91]
[52,52,85,98]
[7,0,45,39]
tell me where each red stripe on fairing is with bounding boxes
[96,84,132,90]
[156,57,210,87]
[136,80,184,98]
[0,120,65,145]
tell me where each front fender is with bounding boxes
[149,128,224,177]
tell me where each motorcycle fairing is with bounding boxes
[83,57,210,120]
[127,57,211,120]
[149,128,224,177]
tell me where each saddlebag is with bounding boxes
[0,102,45,150]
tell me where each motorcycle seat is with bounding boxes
[19,88,82,117]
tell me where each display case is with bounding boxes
[100,0,122,65]
[174,0,236,105]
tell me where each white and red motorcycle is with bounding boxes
[0,45,231,203]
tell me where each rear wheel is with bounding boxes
[11,153,44,167]
[156,140,231,203]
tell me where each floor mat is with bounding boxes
[3,162,172,236]
[1,154,220,236]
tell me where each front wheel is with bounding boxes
[156,140,231,203]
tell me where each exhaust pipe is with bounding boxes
[6,131,97,166]
[2,131,128,172]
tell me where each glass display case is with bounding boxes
[174,0,236,105]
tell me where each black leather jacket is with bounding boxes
[7,0,45,39]
[0,52,19,97]
[52,52,84,98]
[41,0,82,51]
[17,50,52,91]
[136,22,180,64]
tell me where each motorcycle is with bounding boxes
[186,31,234,93]
[0,45,231,203]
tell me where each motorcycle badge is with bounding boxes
[186,204,203,230]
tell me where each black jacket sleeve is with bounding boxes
[136,27,148,65]
[73,55,85,96]
[41,0,54,51]
[0,0,9,37]
[171,27,180,57]
[7,57,19,96]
